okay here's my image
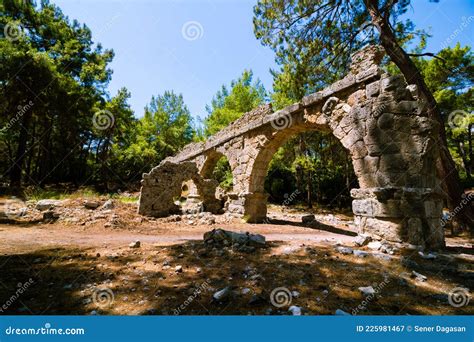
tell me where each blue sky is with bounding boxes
[52,0,474,122]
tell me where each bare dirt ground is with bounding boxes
[0,197,472,315]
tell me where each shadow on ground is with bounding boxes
[0,239,472,315]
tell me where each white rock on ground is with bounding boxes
[336,246,354,255]
[101,199,114,210]
[367,241,382,250]
[288,305,302,316]
[358,286,376,296]
[129,241,141,248]
[213,287,231,301]
[354,234,371,246]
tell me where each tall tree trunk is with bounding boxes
[9,111,32,187]
[458,140,471,182]
[364,0,474,229]
[307,168,313,209]
[468,123,473,177]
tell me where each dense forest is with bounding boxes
[1,0,472,213]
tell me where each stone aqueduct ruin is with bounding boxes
[139,45,445,249]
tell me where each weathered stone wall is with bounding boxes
[139,45,445,249]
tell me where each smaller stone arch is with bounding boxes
[138,161,222,216]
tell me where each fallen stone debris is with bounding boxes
[203,228,266,250]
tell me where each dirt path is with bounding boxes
[0,220,357,255]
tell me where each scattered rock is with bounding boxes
[372,253,393,261]
[203,229,266,248]
[101,199,114,210]
[336,246,353,255]
[196,267,202,274]
[213,287,232,302]
[358,286,376,296]
[84,200,100,210]
[281,246,300,255]
[411,270,427,282]
[380,243,397,255]
[291,290,300,298]
[36,199,61,211]
[129,241,141,249]
[42,210,57,222]
[241,288,251,295]
[418,251,437,259]
[354,234,371,246]
[367,241,382,250]
[353,250,369,258]
[301,214,315,223]
[288,305,302,316]
[175,265,183,273]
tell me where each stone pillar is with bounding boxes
[342,47,445,249]
[351,188,444,248]
[226,191,268,222]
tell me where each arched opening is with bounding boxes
[178,180,202,214]
[200,151,234,209]
[209,155,233,192]
[243,121,358,222]
[264,131,357,211]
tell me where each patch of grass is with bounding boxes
[110,193,139,204]
[23,187,100,201]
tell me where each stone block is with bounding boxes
[366,81,380,98]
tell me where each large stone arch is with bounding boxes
[139,45,445,249]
